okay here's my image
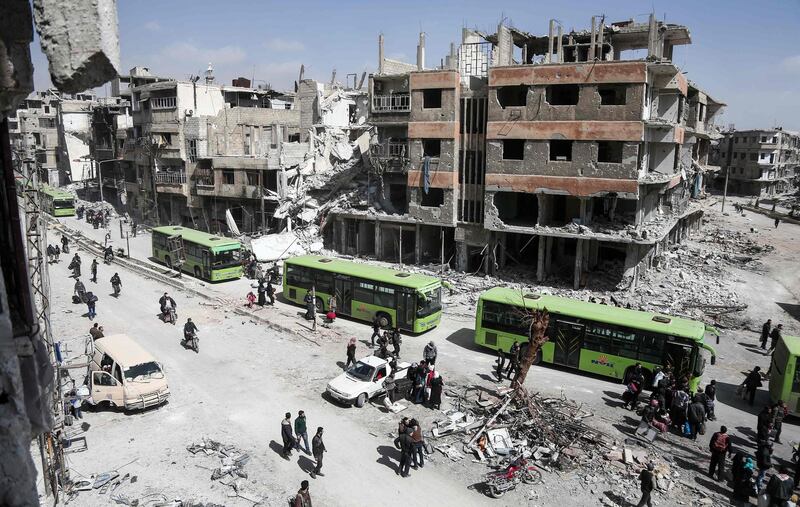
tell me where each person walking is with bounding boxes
[704,380,717,421]
[760,319,772,349]
[393,427,414,478]
[708,426,732,481]
[765,466,793,505]
[429,371,444,410]
[636,462,655,507]
[495,348,507,382]
[743,366,763,406]
[370,317,382,347]
[506,341,521,380]
[409,419,425,469]
[344,338,357,370]
[771,400,787,443]
[390,328,401,359]
[774,217,781,229]
[130,217,137,238]
[292,480,312,507]
[90,258,98,283]
[86,292,97,320]
[293,410,309,454]
[89,323,104,340]
[423,341,437,366]
[303,291,314,320]
[732,457,756,507]
[768,324,784,353]
[257,279,266,307]
[61,234,69,254]
[266,280,275,305]
[757,405,773,442]
[328,295,337,316]
[755,440,772,491]
[310,427,326,478]
[281,412,295,459]
[687,397,706,440]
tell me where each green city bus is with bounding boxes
[41,185,75,217]
[283,255,442,333]
[768,335,800,414]
[475,287,717,390]
[151,226,242,282]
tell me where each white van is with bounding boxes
[90,334,170,410]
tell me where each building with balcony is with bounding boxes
[8,91,62,185]
[717,128,800,196]
[325,16,723,289]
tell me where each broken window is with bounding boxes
[420,188,444,207]
[545,84,579,106]
[494,192,538,226]
[597,141,624,163]
[496,85,528,108]
[422,139,441,158]
[245,170,259,186]
[549,140,573,161]
[222,170,235,185]
[598,85,627,105]
[265,170,278,191]
[422,89,443,109]
[389,184,407,212]
[502,139,525,160]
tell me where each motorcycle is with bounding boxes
[181,331,199,353]
[483,455,542,498]
[161,305,177,325]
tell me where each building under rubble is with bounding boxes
[325,16,725,289]
[716,128,800,196]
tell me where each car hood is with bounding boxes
[327,373,367,396]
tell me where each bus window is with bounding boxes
[638,333,664,363]
[314,273,334,294]
[374,285,395,307]
[417,287,442,317]
[212,249,240,268]
[355,282,375,304]
[793,357,800,394]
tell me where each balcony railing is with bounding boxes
[371,140,408,159]
[154,172,187,184]
[372,94,410,113]
[151,96,177,110]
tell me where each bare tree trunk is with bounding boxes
[512,309,549,389]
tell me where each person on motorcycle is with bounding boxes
[183,318,198,342]
[103,245,114,263]
[159,292,176,320]
[110,273,122,294]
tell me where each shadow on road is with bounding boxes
[777,302,800,323]
[603,490,633,507]
[444,328,481,352]
[714,381,771,417]
[736,341,767,355]
[268,440,288,459]
[297,455,316,474]
[376,445,399,473]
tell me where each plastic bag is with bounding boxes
[682,421,692,437]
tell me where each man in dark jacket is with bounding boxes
[370,317,382,347]
[505,341,521,380]
[310,427,326,478]
[766,466,793,505]
[708,426,732,481]
[756,441,772,491]
[636,462,655,507]
[293,480,311,507]
[760,319,772,349]
[257,279,266,306]
[772,400,787,443]
[687,399,706,440]
[704,380,717,421]
[393,427,414,477]
[266,280,275,305]
[757,406,773,442]
[281,412,294,459]
[390,328,402,359]
[294,410,309,454]
[768,324,783,353]
[743,366,762,406]
[90,258,98,283]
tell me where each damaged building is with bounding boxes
[325,16,724,289]
[716,128,800,196]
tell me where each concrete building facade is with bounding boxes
[327,16,724,289]
[717,128,800,196]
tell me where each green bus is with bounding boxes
[475,287,717,390]
[283,255,442,333]
[768,335,800,414]
[151,226,242,282]
[41,185,75,217]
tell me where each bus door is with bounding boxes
[664,341,693,378]
[553,321,583,368]
[201,250,211,279]
[334,277,353,316]
[397,290,415,330]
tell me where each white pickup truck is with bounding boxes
[326,355,410,408]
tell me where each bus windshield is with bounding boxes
[417,287,442,317]
[54,199,73,208]
[212,249,241,268]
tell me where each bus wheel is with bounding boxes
[315,296,325,313]
[194,266,201,278]
[165,255,173,269]
[376,312,391,328]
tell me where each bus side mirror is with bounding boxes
[711,356,717,366]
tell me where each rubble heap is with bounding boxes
[186,438,263,504]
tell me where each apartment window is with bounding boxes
[44,106,50,114]
[545,84,579,105]
[420,188,444,207]
[760,153,768,160]
[761,136,767,142]
[502,139,525,160]
[422,89,443,109]
[38,118,55,128]
[188,139,197,162]
[549,140,573,161]
[734,137,739,144]
[244,132,251,155]
[598,85,627,105]
[422,139,441,158]
[769,153,775,163]
[749,153,757,161]
[597,141,624,163]
[245,170,259,186]
[772,136,778,143]
[496,85,528,108]
[222,170,235,185]
[751,137,756,143]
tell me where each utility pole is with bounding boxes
[722,134,733,213]
[259,169,265,233]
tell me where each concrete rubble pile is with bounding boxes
[185,438,263,504]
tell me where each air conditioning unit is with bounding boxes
[184,109,194,117]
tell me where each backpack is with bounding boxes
[674,391,689,409]
[712,433,729,453]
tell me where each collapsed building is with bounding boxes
[716,128,800,196]
[324,16,725,289]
